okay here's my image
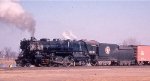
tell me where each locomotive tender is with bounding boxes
[15,37,150,67]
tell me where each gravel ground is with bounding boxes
[1,66,150,81]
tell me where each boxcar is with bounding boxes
[136,45,150,65]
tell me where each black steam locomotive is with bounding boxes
[16,37,136,67]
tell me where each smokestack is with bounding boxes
[0,0,35,36]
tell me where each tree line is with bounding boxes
[0,47,18,60]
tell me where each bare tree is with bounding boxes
[10,51,18,59]
[2,47,18,60]
[0,50,5,59]
[4,47,11,60]
[122,38,140,45]
[0,51,2,58]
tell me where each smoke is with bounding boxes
[62,31,77,40]
[0,0,35,36]
[62,31,71,39]
[69,31,77,39]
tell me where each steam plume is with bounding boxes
[0,0,35,36]
[69,31,77,39]
[62,31,77,40]
[62,31,71,39]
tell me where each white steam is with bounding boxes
[62,31,77,40]
[0,0,35,36]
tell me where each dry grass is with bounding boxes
[1,67,150,81]
[0,59,15,67]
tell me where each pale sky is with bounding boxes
[0,0,150,52]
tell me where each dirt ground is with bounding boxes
[1,66,150,81]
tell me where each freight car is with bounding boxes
[129,45,150,65]
[15,37,150,67]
